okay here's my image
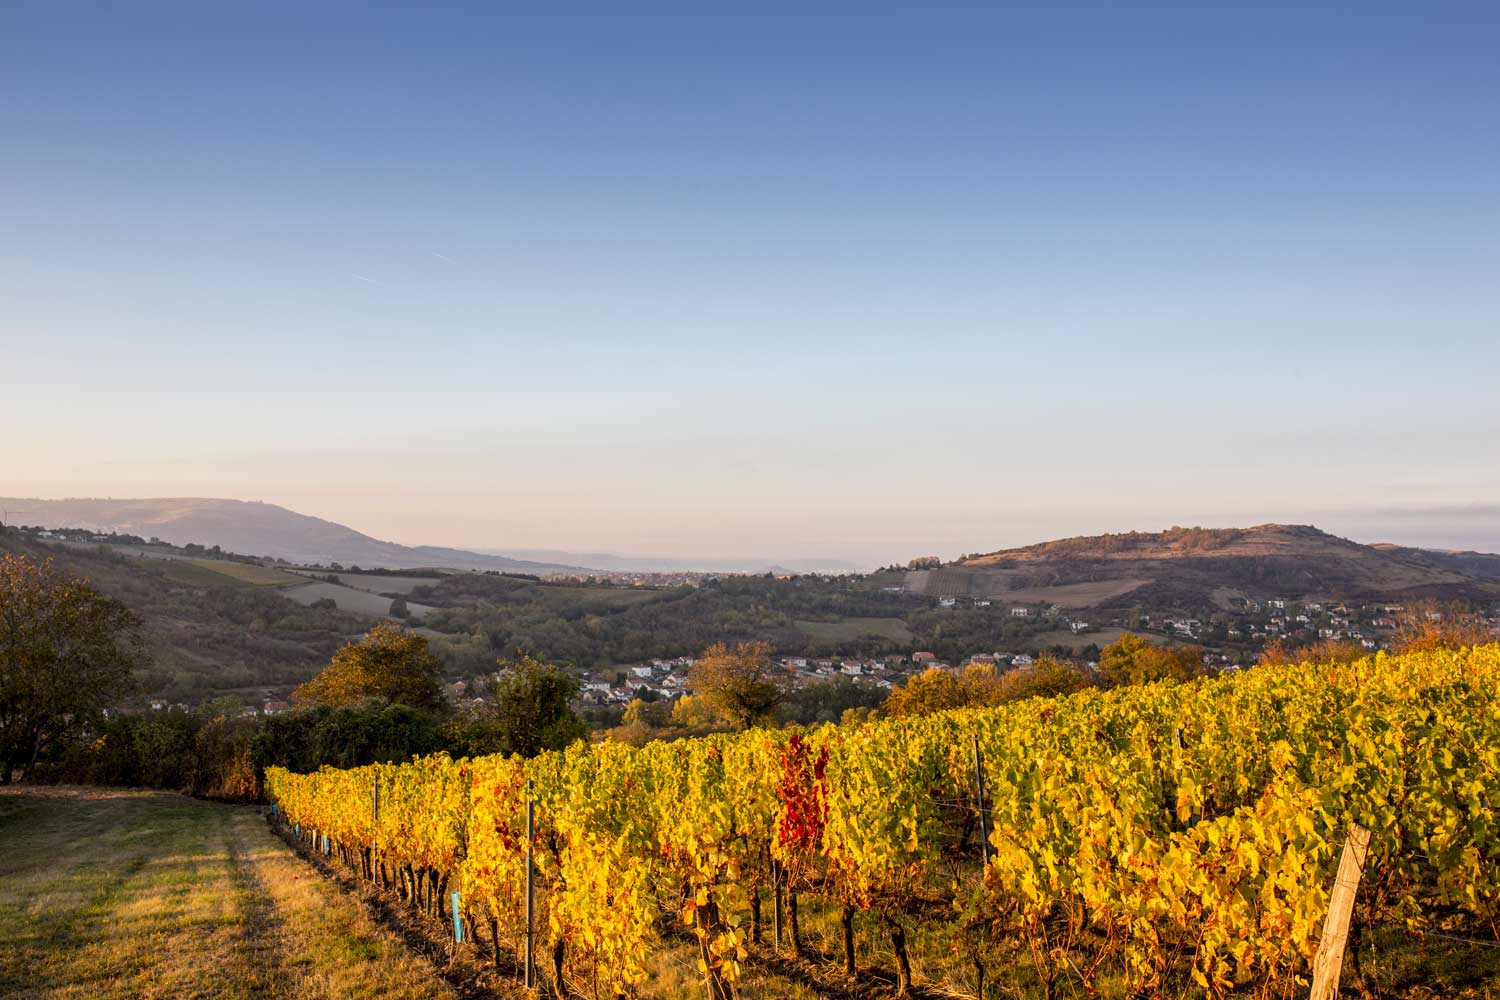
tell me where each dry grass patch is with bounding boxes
[0,787,454,1000]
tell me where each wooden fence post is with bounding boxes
[372,773,381,888]
[525,779,536,990]
[971,734,991,869]
[1309,823,1372,1000]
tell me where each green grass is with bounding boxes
[536,585,664,609]
[795,617,915,644]
[1027,625,1130,650]
[153,558,304,588]
[0,787,455,1000]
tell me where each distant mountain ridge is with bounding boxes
[903,524,1500,608]
[1,497,865,575]
[0,497,588,574]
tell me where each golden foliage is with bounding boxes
[881,666,963,718]
[1392,600,1494,653]
[269,644,1500,998]
[1259,637,1367,667]
[1098,632,1204,686]
[687,641,782,731]
[883,657,1095,718]
[291,623,444,709]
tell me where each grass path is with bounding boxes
[0,786,455,1000]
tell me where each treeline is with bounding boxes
[23,632,592,801]
[421,574,1055,672]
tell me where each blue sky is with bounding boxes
[3,2,1498,563]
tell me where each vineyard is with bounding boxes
[266,644,1500,999]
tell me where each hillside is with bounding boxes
[905,524,1500,608]
[0,497,586,574]
[0,531,368,701]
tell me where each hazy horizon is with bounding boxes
[5,5,1497,564]
[3,492,1499,568]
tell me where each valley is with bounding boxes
[6,513,1499,716]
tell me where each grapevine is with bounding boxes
[266,643,1500,998]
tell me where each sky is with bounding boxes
[3,2,1498,565]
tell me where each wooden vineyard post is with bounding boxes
[372,773,381,888]
[525,779,536,990]
[971,734,991,869]
[1309,823,1372,1000]
[773,861,783,948]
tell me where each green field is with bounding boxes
[293,571,444,595]
[1027,625,1130,650]
[282,580,436,619]
[794,617,915,643]
[0,787,455,1000]
[536,585,664,609]
[153,557,305,588]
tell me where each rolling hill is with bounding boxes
[0,497,587,574]
[0,530,370,701]
[903,524,1500,609]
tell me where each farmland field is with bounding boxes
[290,571,444,595]
[535,584,664,608]
[0,787,456,1000]
[58,542,306,588]
[156,557,307,587]
[794,616,915,643]
[282,580,436,619]
[1025,625,1131,649]
[903,567,1150,607]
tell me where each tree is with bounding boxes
[688,640,784,731]
[0,555,140,784]
[882,658,1096,718]
[985,656,1095,702]
[388,596,410,619]
[1098,633,1204,687]
[292,623,445,710]
[1391,600,1491,653]
[881,666,963,718]
[670,692,726,729]
[251,702,448,772]
[608,696,672,746]
[1258,637,1367,667]
[779,674,886,725]
[460,654,588,757]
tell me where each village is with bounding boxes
[136,594,1499,722]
